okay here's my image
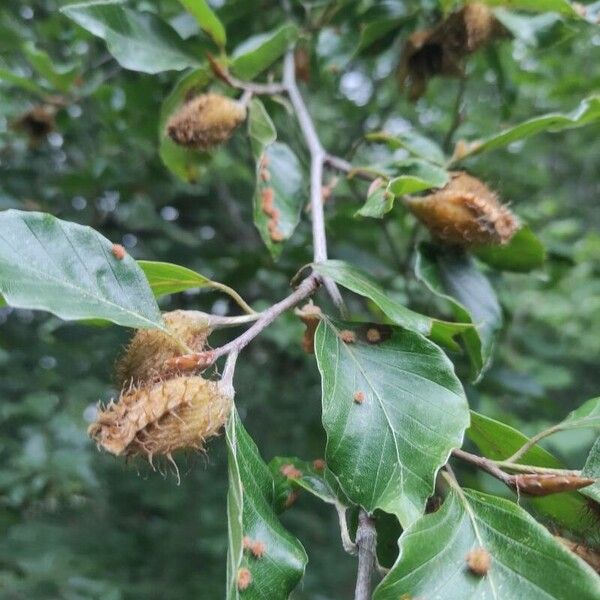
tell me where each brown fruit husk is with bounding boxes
[405,171,519,247]
[89,375,231,459]
[166,93,247,150]
[116,310,212,387]
[398,3,507,99]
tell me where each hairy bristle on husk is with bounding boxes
[88,376,231,458]
[166,93,247,150]
[116,310,211,387]
[405,171,519,246]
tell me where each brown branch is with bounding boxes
[354,509,377,600]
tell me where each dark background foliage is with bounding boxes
[1,0,599,598]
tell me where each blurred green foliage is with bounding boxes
[1,0,599,597]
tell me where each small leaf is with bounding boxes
[23,42,80,93]
[158,66,213,182]
[247,98,276,159]
[493,9,565,46]
[231,24,298,80]
[388,159,449,197]
[253,142,305,259]
[313,259,471,350]
[356,182,394,219]
[374,486,600,600]
[177,0,226,47]
[225,409,307,599]
[474,225,546,272]
[269,456,349,510]
[454,95,600,160]
[582,437,600,504]
[480,0,580,16]
[468,411,600,545]
[61,1,199,74]
[0,67,47,96]
[0,210,163,330]
[366,130,447,165]
[315,319,469,527]
[414,243,503,380]
[560,397,600,431]
[138,261,211,296]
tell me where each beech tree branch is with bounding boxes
[354,509,377,600]
[283,50,346,313]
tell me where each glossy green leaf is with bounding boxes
[313,259,471,350]
[388,159,449,197]
[415,244,503,380]
[225,409,307,600]
[23,42,80,93]
[138,260,210,297]
[581,437,600,504]
[468,411,600,545]
[247,98,276,159]
[366,130,447,165]
[374,486,600,600]
[474,226,546,272]
[177,0,225,47]
[253,142,304,259]
[315,318,469,527]
[0,210,163,330]
[356,17,406,54]
[61,1,199,74]
[231,24,298,80]
[454,96,600,160]
[158,66,213,182]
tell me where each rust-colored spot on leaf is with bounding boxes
[280,463,303,479]
[366,328,382,343]
[237,567,252,591]
[295,303,322,354]
[111,243,126,260]
[340,330,356,343]
[353,391,365,404]
[466,547,490,576]
[313,458,326,471]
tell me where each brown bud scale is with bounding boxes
[511,473,595,497]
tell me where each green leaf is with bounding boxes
[581,437,600,504]
[0,210,163,330]
[253,142,304,259]
[61,1,199,74]
[374,486,600,600]
[388,159,449,197]
[415,244,503,380]
[247,98,276,159]
[560,397,600,431]
[313,259,471,350]
[356,181,394,219]
[455,96,600,160]
[493,9,565,47]
[23,42,80,93]
[269,457,349,510]
[159,66,213,182]
[480,0,580,16]
[474,226,546,272]
[225,409,307,600]
[138,260,210,296]
[177,0,226,47]
[468,411,600,545]
[230,24,298,80]
[315,319,469,527]
[366,131,447,165]
[0,67,47,96]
